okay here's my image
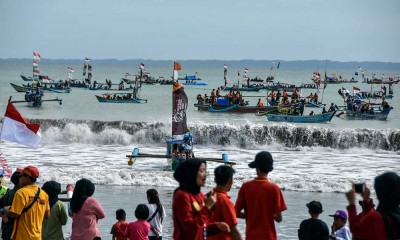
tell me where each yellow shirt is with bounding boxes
[10,184,50,240]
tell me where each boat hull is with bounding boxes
[95,95,147,103]
[195,103,274,113]
[266,111,336,123]
[340,109,391,120]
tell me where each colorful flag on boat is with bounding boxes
[342,87,349,94]
[353,86,361,94]
[0,99,41,148]
[140,63,145,69]
[224,64,227,77]
[33,52,41,60]
[172,82,188,136]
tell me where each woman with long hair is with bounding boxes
[146,188,166,240]
[70,178,105,240]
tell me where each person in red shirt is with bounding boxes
[110,209,128,240]
[172,159,230,240]
[345,171,400,240]
[208,165,243,240]
[235,151,287,240]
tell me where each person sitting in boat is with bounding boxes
[216,87,221,97]
[322,107,327,114]
[226,91,233,103]
[196,94,205,104]
[211,89,216,104]
[309,111,314,116]
[256,99,264,107]
[329,103,336,112]
[235,91,242,104]
[283,97,291,106]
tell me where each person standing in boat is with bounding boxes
[182,128,193,158]
[256,99,264,107]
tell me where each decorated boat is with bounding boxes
[95,93,147,103]
[126,62,235,171]
[10,90,62,108]
[336,99,393,120]
[265,111,336,123]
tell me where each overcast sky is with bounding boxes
[0,0,399,62]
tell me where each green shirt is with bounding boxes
[42,200,68,240]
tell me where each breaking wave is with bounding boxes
[25,119,400,151]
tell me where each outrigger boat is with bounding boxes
[10,90,62,108]
[95,93,147,103]
[335,99,393,120]
[265,111,336,123]
[126,62,235,171]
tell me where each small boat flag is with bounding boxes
[353,86,361,94]
[33,52,41,60]
[0,98,41,148]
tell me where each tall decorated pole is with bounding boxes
[33,52,41,82]
[171,62,187,137]
[223,64,228,87]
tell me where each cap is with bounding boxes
[329,210,348,221]
[306,200,323,214]
[248,151,273,173]
[21,165,39,179]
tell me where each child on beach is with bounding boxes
[110,209,128,240]
[329,210,351,240]
[298,200,329,240]
[125,204,150,240]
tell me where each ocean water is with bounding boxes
[0,60,399,239]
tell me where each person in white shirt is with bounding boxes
[329,210,352,240]
[146,189,166,240]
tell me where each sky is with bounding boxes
[0,0,399,62]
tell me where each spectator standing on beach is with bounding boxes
[328,210,351,240]
[146,188,166,240]
[41,180,68,240]
[70,178,105,240]
[110,209,128,240]
[208,165,242,240]
[2,165,50,240]
[345,171,400,239]
[235,151,287,240]
[172,159,230,240]
[0,171,21,240]
[125,204,150,240]
[298,200,329,240]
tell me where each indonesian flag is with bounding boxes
[140,63,145,69]
[33,69,40,74]
[342,87,349,94]
[353,86,361,94]
[33,61,38,67]
[0,100,41,148]
[33,52,41,60]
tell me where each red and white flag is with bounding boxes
[342,87,349,93]
[140,63,145,69]
[353,86,361,94]
[33,61,38,67]
[0,99,41,148]
[33,52,41,60]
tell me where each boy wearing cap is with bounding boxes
[298,200,329,240]
[3,165,50,240]
[329,210,351,240]
[235,151,287,240]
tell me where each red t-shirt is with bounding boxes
[125,220,150,240]
[235,177,287,240]
[110,221,128,240]
[172,189,213,240]
[208,188,238,240]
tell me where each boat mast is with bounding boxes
[321,59,327,103]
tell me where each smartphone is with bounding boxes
[354,183,365,194]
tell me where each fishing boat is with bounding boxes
[95,93,147,103]
[11,90,62,108]
[265,111,336,123]
[126,62,235,171]
[223,85,261,92]
[10,83,32,92]
[305,101,326,108]
[336,99,393,120]
[194,99,274,113]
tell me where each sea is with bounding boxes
[0,59,399,239]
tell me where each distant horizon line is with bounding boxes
[1,58,400,63]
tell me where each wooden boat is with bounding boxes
[266,111,336,123]
[126,63,235,171]
[11,91,62,108]
[10,83,31,92]
[223,86,261,92]
[194,102,273,113]
[336,100,392,120]
[95,94,147,103]
[182,81,208,86]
